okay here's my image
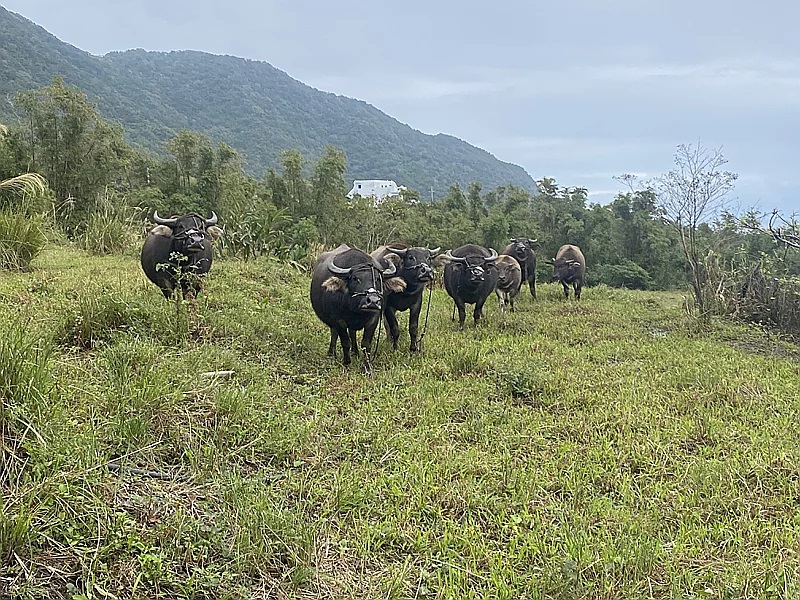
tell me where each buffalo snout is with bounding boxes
[468,266,485,282]
[359,290,383,311]
[184,230,206,251]
[418,264,434,281]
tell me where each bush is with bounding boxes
[594,261,653,290]
[0,210,47,271]
[731,263,800,335]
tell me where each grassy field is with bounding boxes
[1,246,800,599]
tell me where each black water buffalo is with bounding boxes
[494,255,522,312]
[371,242,440,353]
[500,237,539,299]
[549,244,586,300]
[140,211,222,299]
[442,244,499,328]
[310,244,404,365]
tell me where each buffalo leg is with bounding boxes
[496,289,505,312]
[574,282,582,300]
[362,316,380,359]
[474,300,486,325]
[348,329,359,357]
[408,297,423,353]
[562,281,570,299]
[455,300,467,329]
[337,324,353,365]
[385,306,401,350]
[327,329,338,357]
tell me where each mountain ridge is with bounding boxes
[0,5,537,196]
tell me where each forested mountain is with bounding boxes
[0,5,535,196]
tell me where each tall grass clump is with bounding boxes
[0,319,52,425]
[0,211,47,271]
[76,190,139,255]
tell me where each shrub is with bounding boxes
[0,210,47,271]
[594,261,653,290]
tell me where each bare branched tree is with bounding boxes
[741,210,800,249]
[652,142,738,313]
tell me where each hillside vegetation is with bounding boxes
[0,6,535,196]
[2,246,799,599]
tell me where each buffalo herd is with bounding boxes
[140,212,587,365]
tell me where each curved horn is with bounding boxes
[387,246,407,257]
[205,211,218,226]
[381,260,397,277]
[428,247,441,256]
[327,259,353,276]
[528,238,538,245]
[445,250,467,263]
[153,210,178,226]
[484,248,499,262]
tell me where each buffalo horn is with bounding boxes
[152,210,178,226]
[388,246,408,257]
[444,250,467,263]
[428,247,441,256]
[205,211,218,226]
[327,260,353,276]
[381,260,397,277]
[485,248,499,263]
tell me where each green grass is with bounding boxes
[1,245,799,599]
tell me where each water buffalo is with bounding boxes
[310,244,404,365]
[442,244,499,328]
[140,211,222,299]
[371,242,440,353]
[494,255,522,312]
[500,237,539,299]
[549,244,586,300]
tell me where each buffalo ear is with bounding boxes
[151,225,173,238]
[207,225,224,241]
[322,276,347,293]
[384,277,407,293]
[436,253,454,266]
[546,257,555,264]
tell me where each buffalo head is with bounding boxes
[323,257,399,311]
[386,245,441,283]
[152,210,221,253]
[509,237,538,261]
[444,247,498,283]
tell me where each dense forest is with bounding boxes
[0,6,534,197]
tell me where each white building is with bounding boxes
[347,179,404,204]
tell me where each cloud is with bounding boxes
[312,58,800,107]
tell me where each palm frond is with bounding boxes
[0,173,49,197]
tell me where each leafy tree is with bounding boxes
[14,77,126,233]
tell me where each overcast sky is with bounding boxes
[4,0,798,214]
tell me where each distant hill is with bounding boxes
[0,6,536,197]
